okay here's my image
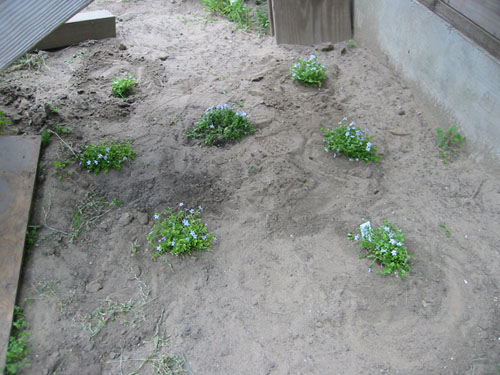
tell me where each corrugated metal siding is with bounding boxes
[0,0,94,71]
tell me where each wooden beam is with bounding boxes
[0,136,41,371]
[35,10,116,50]
[435,1,500,60]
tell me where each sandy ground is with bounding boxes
[1,0,499,374]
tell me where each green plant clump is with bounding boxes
[349,220,412,278]
[322,117,379,162]
[0,110,12,134]
[201,0,269,33]
[77,140,136,175]
[187,104,255,146]
[436,125,464,164]
[112,74,138,98]
[4,306,31,375]
[291,55,327,87]
[147,204,216,258]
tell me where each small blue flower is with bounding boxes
[154,214,160,220]
[189,209,195,214]
[97,153,103,159]
[202,235,207,240]
[213,237,217,243]
[343,117,348,121]
[156,246,161,251]
[105,147,111,153]
[179,202,184,207]
[333,153,337,158]
[397,242,403,247]
[345,131,350,137]
[384,226,391,232]
[209,124,215,129]
[94,160,98,165]
[122,156,127,161]
[86,160,91,165]
[198,205,203,211]
[171,241,176,246]
[390,239,398,245]
[391,250,398,256]
[148,231,153,235]
[354,234,360,241]
[381,249,387,253]
[190,230,197,239]
[185,237,190,241]
[183,219,190,226]
[309,54,316,60]
[103,155,108,160]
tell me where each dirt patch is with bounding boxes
[1,0,499,374]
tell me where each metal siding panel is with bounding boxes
[0,0,94,71]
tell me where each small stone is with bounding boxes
[85,281,103,293]
[119,43,127,50]
[158,55,169,61]
[118,212,133,226]
[137,212,149,225]
[315,321,323,328]
[77,89,85,94]
[398,109,406,116]
[340,47,347,55]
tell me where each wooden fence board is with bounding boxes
[0,136,41,371]
[270,0,351,45]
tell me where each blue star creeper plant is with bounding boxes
[77,140,136,175]
[322,117,380,162]
[349,220,412,278]
[147,204,216,258]
[290,54,327,87]
[186,104,255,146]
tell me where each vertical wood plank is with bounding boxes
[0,136,41,371]
[272,0,351,45]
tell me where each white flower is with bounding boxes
[156,246,161,251]
[179,202,184,207]
[360,221,372,242]
[189,209,195,214]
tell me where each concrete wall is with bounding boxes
[353,0,500,160]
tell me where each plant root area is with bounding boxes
[1,1,499,374]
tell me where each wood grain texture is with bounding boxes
[0,136,41,371]
[442,0,500,39]
[270,0,351,45]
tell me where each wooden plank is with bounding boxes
[271,0,351,45]
[442,0,500,40]
[35,10,116,50]
[0,136,41,371]
[435,1,500,60]
[268,0,275,36]
[0,0,94,71]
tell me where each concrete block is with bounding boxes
[35,10,116,50]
